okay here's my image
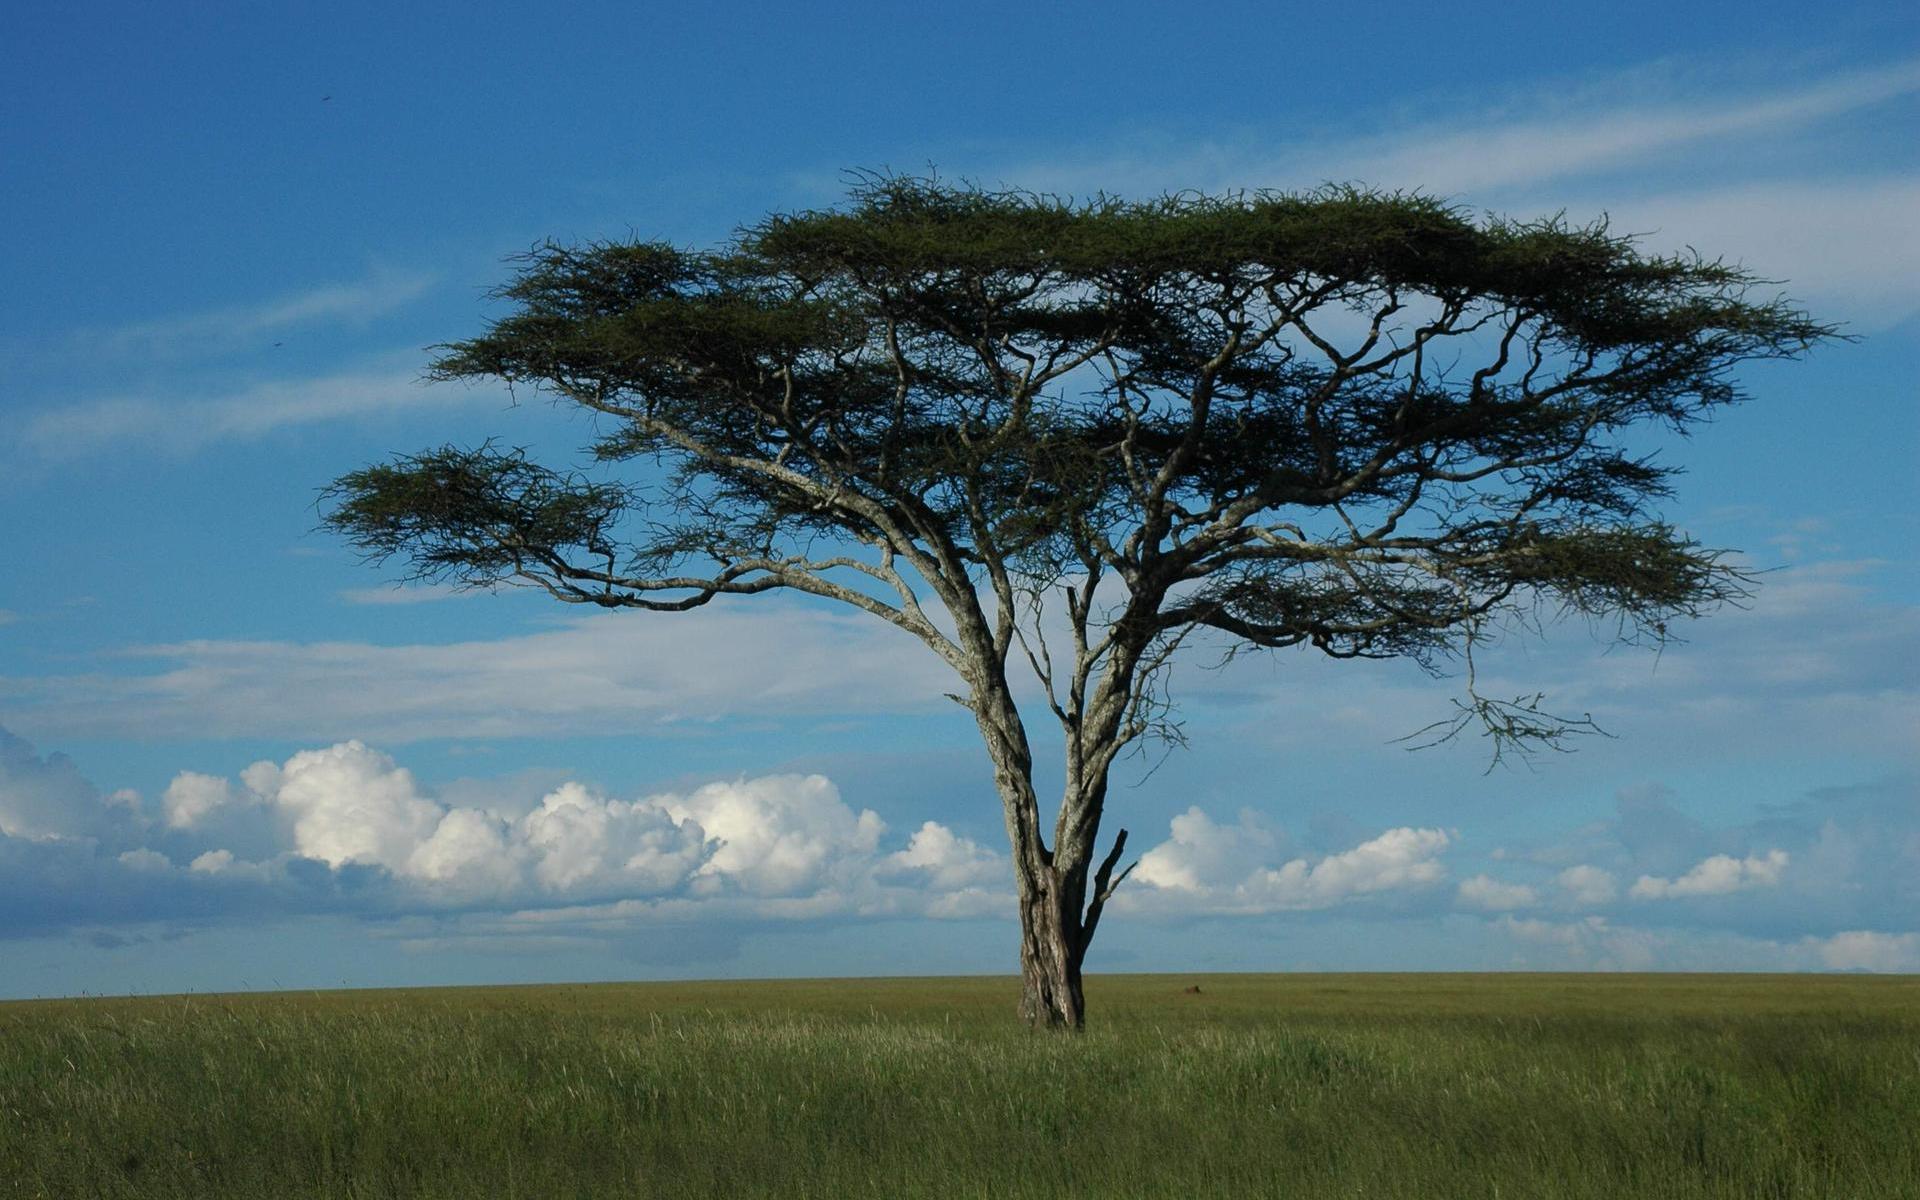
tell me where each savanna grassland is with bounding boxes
[2,973,1915,1198]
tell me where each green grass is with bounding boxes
[2,974,1916,1198]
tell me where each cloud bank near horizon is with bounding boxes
[3,727,1914,977]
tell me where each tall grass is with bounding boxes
[2,974,1915,1198]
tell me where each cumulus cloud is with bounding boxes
[1489,917,1920,974]
[1555,865,1619,906]
[514,782,709,896]
[1130,806,1450,914]
[874,821,1006,918]
[161,771,239,829]
[116,848,170,872]
[879,821,1004,892]
[259,742,444,872]
[1133,806,1287,893]
[0,731,1007,940]
[1457,875,1537,911]
[1629,850,1789,899]
[1811,930,1920,973]
[1495,915,1662,971]
[0,725,112,837]
[155,742,886,905]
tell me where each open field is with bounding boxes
[2,973,1916,1198]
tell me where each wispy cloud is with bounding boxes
[1189,555,1920,773]
[987,58,1920,325]
[16,360,497,461]
[1594,177,1920,325]
[998,57,1920,199]
[0,602,953,743]
[88,269,437,362]
[1322,58,1920,196]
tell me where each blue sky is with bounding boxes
[2,0,1916,998]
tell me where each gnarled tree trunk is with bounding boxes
[1017,862,1086,1028]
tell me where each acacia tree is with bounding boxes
[324,178,1827,1028]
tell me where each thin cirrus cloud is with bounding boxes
[1319,58,1920,196]
[998,57,1920,200]
[0,603,957,743]
[15,268,456,463]
[4,550,1912,759]
[86,269,438,362]
[16,360,492,462]
[989,57,1920,326]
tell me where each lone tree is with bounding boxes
[325,177,1828,1028]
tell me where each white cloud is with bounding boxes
[18,362,492,461]
[664,775,886,898]
[1811,930,1920,973]
[161,771,238,829]
[982,59,1920,328]
[994,58,1919,197]
[1131,808,1450,914]
[406,808,518,891]
[1496,914,1661,970]
[1326,60,1920,195]
[1251,827,1451,905]
[265,741,445,872]
[1556,864,1620,906]
[1457,875,1537,911]
[90,269,436,361]
[1589,177,1920,327]
[1630,849,1789,899]
[1493,918,1920,974]
[878,821,1004,892]
[0,727,125,842]
[4,603,954,743]
[1133,806,1286,892]
[1189,554,1919,778]
[119,740,998,926]
[190,849,235,874]
[515,782,708,896]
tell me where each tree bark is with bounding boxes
[1017,862,1087,1029]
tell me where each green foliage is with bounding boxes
[323,445,632,588]
[4,975,1915,1198]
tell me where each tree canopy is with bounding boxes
[326,176,1829,1026]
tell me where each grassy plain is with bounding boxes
[2,973,1916,1198]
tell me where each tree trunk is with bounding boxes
[1017,866,1086,1029]
[974,678,1122,1030]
